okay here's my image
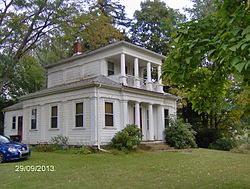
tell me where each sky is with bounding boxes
[119,0,194,18]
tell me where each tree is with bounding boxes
[0,0,81,91]
[185,0,217,19]
[130,0,186,55]
[89,0,131,28]
[163,0,250,114]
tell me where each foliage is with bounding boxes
[50,135,69,148]
[111,124,142,152]
[164,119,197,149]
[195,128,221,148]
[232,143,250,154]
[130,0,186,55]
[185,0,217,19]
[89,0,131,27]
[163,0,250,115]
[209,137,238,151]
[0,0,81,91]
[32,144,60,152]
[74,146,95,155]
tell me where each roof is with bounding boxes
[46,41,166,69]
[3,75,178,112]
[3,102,23,112]
[20,75,121,100]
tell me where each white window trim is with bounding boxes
[50,104,59,130]
[74,101,84,128]
[104,100,116,128]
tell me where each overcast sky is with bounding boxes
[119,0,194,18]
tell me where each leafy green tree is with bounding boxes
[0,0,81,91]
[163,0,250,114]
[130,0,186,55]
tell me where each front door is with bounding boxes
[18,116,23,141]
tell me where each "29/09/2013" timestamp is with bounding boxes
[15,165,55,172]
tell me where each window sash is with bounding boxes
[164,109,169,128]
[105,102,114,126]
[108,62,114,76]
[12,116,16,129]
[51,106,58,128]
[75,102,84,127]
[31,109,37,129]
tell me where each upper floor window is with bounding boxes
[164,109,169,128]
[51,106,58,128]
[105,102,113,127]
[12,116,16,130]
[108,62,114,76]
[31,109,37,130]
[75,102,84,127]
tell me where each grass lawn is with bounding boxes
[0,148,249,189]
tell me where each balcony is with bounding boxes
[108,74,163,92]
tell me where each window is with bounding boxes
[31,109,37,129]
[75,102,84,127]
[108,62,114,76]
[105,102,113,126]
[51,106,58,128]
[164,109,169,128]
[12,116,16,130]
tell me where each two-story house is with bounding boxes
[3,41,177,146]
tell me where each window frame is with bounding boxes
[12,116,16,130]
[51,106,58,129]
[75,102,84,128]
[108,61,115,76]
[105,102,114,127]
[31,108,37,130]
[164,109,169,128]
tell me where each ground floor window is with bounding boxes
[12,116,16,129]
[51,106,58,128]
[105,102,113,127]
[75,102,84,127]
[164,109,169,128]
[31,109,37,129]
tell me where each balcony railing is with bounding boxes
[108,74,161,92]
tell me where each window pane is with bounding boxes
[51,106,57,117]
[108,62,114,76]
[76,103,83,114]
[51,117,57,128]
[31,119,37,129]
[75,115,83,127]
[12,116,16,129]
[105,115,113,126]
[105,102,113,114]
[164,109,169,128]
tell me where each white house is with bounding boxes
[3,41,177,146]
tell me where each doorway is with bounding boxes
[17,116,23,141]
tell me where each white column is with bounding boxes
[146,62,152,90]
[157,105,165,140]
[120,53,127,85]
[134,58,140,88]
[135,101,140,127]
[157,65,163,92]
[148,103,154,141]
[121,100,128,129]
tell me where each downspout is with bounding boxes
[96,84,108,152]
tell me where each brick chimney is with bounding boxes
[73,38,82,56]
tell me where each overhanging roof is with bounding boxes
[46,41,166,69]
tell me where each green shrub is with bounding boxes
[195,128,221,148]
[111,124,142,152]
[164,119,197,149]
[209,137,238,151]
[74,146,94,155]
[32,144,59,152]
[50,135,69,146]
